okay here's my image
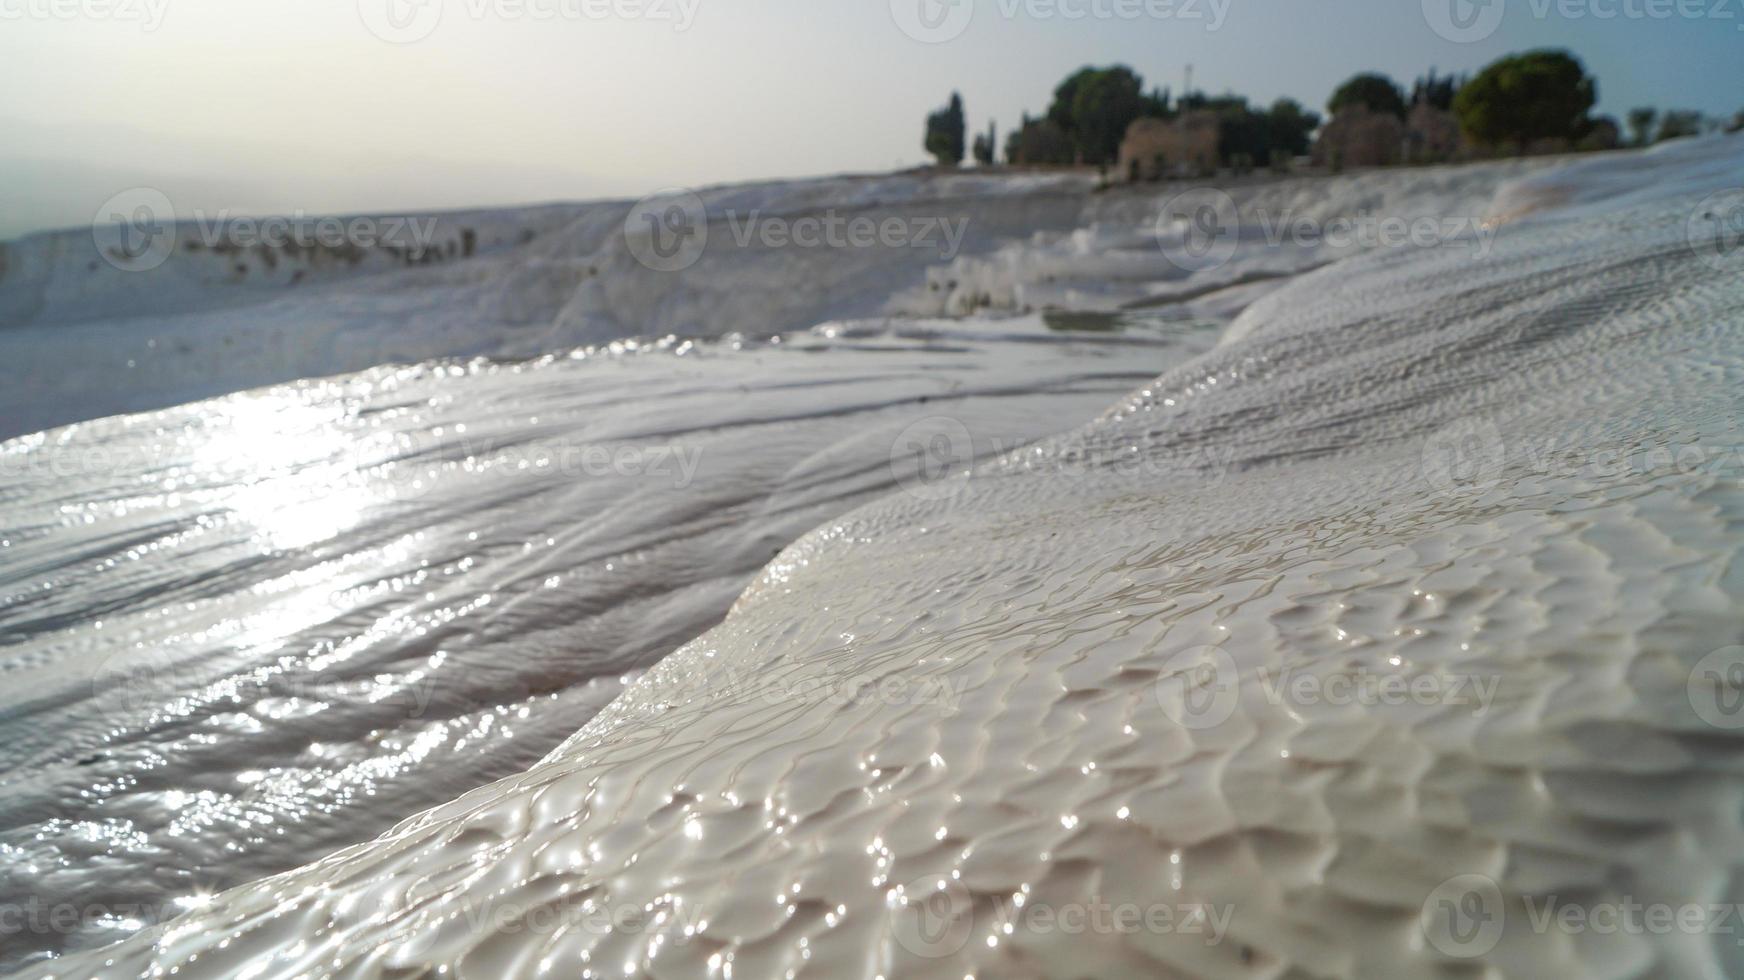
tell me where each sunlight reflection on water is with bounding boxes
[193,393,369,550]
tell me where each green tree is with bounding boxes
[1452,50,1596,154]
[1005,113,1074,165]
[1045,68,1098,134]
[1626,107,1657,147]
[1411,70,1461,111]
[1215,102,1270,173]
[1067,67,1146,165]
[924,92,966,167]
[1140,86,1174,120]
[1266,98,1321,158]
[972,120,997,166]
[1328,72,1407,120]
[1575,115,1620,151]
[1039,66,1154,166]
[1656,110,1705,142]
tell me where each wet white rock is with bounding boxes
[9,136,1744,978]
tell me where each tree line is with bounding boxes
[926,66,1319,170]
[922,51,1742,169]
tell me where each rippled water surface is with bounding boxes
[5,136,1744,979]
[0,316,1219,970]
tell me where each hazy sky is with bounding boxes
[1,0,1737,237]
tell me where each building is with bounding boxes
[1312,105,1405,169]
[1116,111,1220,181]
[1404,103,1464,163]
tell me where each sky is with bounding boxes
[1,0,1738,238]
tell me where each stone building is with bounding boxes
[1312,105,1405,169]
[1116,111,1221,181]
[1404,103,1464,163]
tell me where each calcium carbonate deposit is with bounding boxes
[3,135,1743,978]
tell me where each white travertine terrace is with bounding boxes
[12,136,1744,978]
